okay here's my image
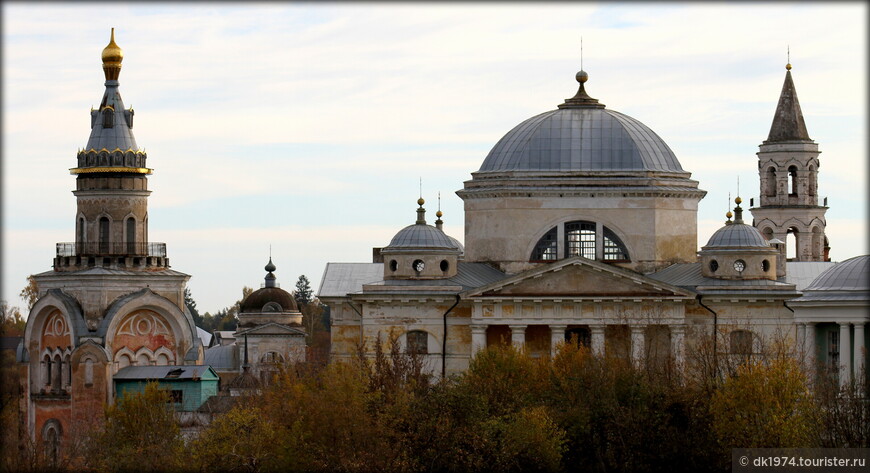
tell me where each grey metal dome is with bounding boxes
[804,255,869,291]
[703,223,770,249]
[384,224,462,252]
[478,75,684,173]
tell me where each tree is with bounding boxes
[294,275,313,308]
[192,402,279,472]
[0,301,25,336]
[184,287,201,326]
[87,382,185,472]
[19,275,38,312]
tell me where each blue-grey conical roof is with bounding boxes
[85,82,139,151]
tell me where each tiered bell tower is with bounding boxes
[750,61,829,261]
[56,28,167,271]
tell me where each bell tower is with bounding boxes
[750,61,829,261]
[57,28,167,270]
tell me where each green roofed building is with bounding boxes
[114,365,219,412]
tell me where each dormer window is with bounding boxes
[101,108,114,128]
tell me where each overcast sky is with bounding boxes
[3,2,867,315]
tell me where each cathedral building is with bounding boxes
[319,62,868,384]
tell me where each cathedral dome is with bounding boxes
[477,71,683,173]
[803,255,869,292]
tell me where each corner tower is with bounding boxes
[750,62,829,261]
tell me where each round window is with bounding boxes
[413,259,425,272]
[761,259,770,272]
[709,260,719,272]
[733,260,746,273]
[389,260,398,272]
[440,260,449,272]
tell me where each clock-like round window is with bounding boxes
[733,260,746,273]
[413,259,425,272]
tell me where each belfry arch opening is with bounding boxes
[765,167,777,197]
[788,166,798,196]
[786,227,799,260]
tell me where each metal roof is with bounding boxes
[784,262,836,291]
[195,326,212,347]
[383,223,462,252]
[649,263,794,290]
[766,69,811,143]
[204,345,238,371]
[703,223,770,249]
[318,263,383,298]
[85,82,139,151]
[114,365,217,380]
[804,256,869,291]
[318,262,506,296]
[478,107,683,173]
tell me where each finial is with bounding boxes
[733,196,744,224]
[101,28,124,81]
[735,196,742,205]
[786,45,791,70]
[264,256,277,287]
[417,197,425,206]
[580,36,583,71]
[435,192,444,230]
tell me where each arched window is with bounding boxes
[62,354,71,389]
[531,227,558,261]
[786,227,799,260]
[77,217,86,252]
[811,227,822,260]
[42,420,62,467]
[603,228,629,261]
[99,217,110,253]
[101,108,114,128]
[808,165,817,196]
[43,354,52,388]
[52,354,62,391]
[406,330,428,354]
[765,166,777,197]
[565,221,596,259]
[126,217,136,254]
[117,354,132,370]
[788,166,798,195]
[156,353,171,365]
[260,352,284,364]
[136,353,151,366]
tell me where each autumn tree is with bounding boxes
[86,382,186,472]
[192,401,280,472]
[710,357,815,449]
[19,275,39,312]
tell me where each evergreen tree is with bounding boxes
[294,275,313,307]
[183,287,202,327]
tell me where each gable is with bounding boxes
[469,258,693,299]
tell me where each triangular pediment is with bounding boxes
[235,322,305,337]
[463,257,694,299]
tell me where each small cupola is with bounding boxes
[699,197,779,280]
[381,197,463,280]
[238,258,302,327]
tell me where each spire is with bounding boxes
[264,257,277,288]
[765,60,811,143]
[435,192,444,231]
[101,28,124,81]
[416,197,426,225]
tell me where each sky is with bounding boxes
[2,2,867,316]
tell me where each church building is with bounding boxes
[319,61,868,383]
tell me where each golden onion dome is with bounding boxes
[102,28,123,64]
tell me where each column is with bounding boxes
[839,323,852,388]
[804,322,817,374]
[595,222,604,260]
[590,325,605,357]
[631,325,646,366]
[509,325,527,348]
[794,323,807,366]
[853,323,865,384]
[670,324,685,367]
[550,325,567,357]
[470,324,487,356]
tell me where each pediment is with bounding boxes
[464,257,694,299]
[235,322,305,337]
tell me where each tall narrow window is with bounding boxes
[828,330,839,373]
[101,108,114,128]
[788,166,798,195]
[786,228,798,260]
[52,355,62,391]
[566,221,596,259]
[77,217,86,254]
[62,354,71,389]
[43,355,52,387]
[99,217,110,254]
[531,227,558,261]
[84,359,94,386]
[765,167,777,197]
[126,217,136,254]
